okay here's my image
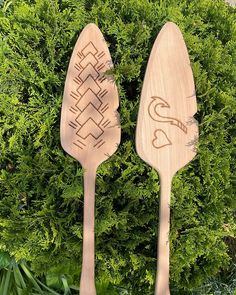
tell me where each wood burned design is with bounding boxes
[148,96,187,134]
[152,129,172,149]
[68,41,111,150]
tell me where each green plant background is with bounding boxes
[0,0,235,294]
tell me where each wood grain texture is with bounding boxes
[136,22,198,179]
[60,23,121,295]
[136,22,198,295]
[61,23,120,170]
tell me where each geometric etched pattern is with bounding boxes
[68,41,111,150]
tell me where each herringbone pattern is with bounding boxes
[68,41,111,150]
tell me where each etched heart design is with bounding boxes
[152,129,172,149]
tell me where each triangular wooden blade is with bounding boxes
[60,23,120,169]
[136,22,198,178]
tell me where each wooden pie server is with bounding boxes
[136,22,199,295]
[60,23,120,295]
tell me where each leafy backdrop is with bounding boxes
[0,0,235,294]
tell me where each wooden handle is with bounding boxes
[80,167,97,295]
[155,176,172,295]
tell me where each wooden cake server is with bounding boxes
[60,23,121,295]
[136,22,199,295]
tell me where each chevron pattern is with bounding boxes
[68,42,112,150]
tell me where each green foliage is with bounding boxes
[0,0,235,294]
[189,263,236,295]
[0,250,124,294]
[0,251,63,294]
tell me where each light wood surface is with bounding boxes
[60,23,120,295]
[136,22,198,295]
